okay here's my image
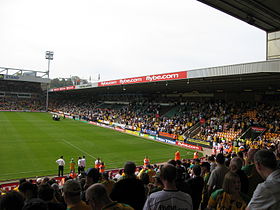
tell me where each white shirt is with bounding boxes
[144,190,192,210]
[114,173,122,180]
[247,169,280,210]
[56,158,65,166]
[78,158,86,167]
[78,159,82,166]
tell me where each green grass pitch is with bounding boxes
[0,112,195,181]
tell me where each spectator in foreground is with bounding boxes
[143,164,193,210]
[84,168,100,190]
[241,148,263,198]
[86,183,133,210]
[22,198,48,210]
[186,165,204,210]
[208,155,217,172]
[246,150,280,210]
[208,171,249,210]
[38,183,66,210]
[63,179,90,210]
[229,157,249,194]
[101,171,115,195]
[207,153,229,194]
[147,174,163,195]
[110,161,146,210]
[0,190,24,210]
[51,183,64,203]
[18,182,38,203]
[200,162,211,210]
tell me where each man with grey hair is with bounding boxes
[63,179,90,210]
[246,150,280,210]
[86,183,133,210]
[143,164,192,210]
[229,157,248,193]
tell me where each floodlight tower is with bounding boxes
[45,51,54,111]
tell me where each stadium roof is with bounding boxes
[51,60,280,95]
[0,67,50,83]
[197,0,280,33]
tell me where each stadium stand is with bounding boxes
[0,80,45,111]
[1,1,280,208]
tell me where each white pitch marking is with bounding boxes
[61,139,96,159]
[1,169,54,176]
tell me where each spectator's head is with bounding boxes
[247,149,258,163]
[194,159,200,165]
[124,161,136,176]
[225,158,231,167]
[229,157,243,173]
[19,182,38,201]
[167,159,176,166]
[153,173,163,187]
[176,166,185,181]
[140,172,150,185]
[63,179,82,205]
[47,178,57,186]
[36,178,43,185]
[102,171,109,181]
[223,171,241,194]
[192,165,201,177]
[85,168,100,188]
[201,162,210,173]
[208,155,215,162]
[175,160,182,166]
[0,191,24,210]
[231,153,237,158]
[216,153,225,165]
[254,150,277,179]
[22,198,48,210]
[86,183,112,210]
[51,183,59,192]
[38,183,54,202]
[146,164,152,169]
[237,151,244,159]
[19,178,27,185]
[64,176,73,182]
[42,177,50,184]
[160,164,177,186]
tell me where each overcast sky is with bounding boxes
[0,0,266,81]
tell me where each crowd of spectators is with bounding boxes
[0,81,43,93]
[0,80,45,111]
[0,97,45,111]
[50,98,280,145]
[196,103,280,141]
[1,143,280,210]
[50,98,215,136]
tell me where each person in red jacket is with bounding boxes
[194,151,199,159]
[175,151,181,161]
[143,156,150,167]
[99,162,105,173]
[95,157,101,169]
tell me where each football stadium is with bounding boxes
[1,1,280,210]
